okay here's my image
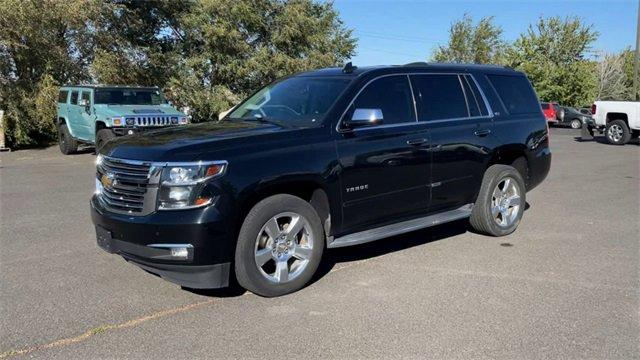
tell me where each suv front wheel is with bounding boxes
[470,164,526,237]
[96,129,117,152]
[235,194,324,297]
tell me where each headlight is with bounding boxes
[179,117,189,125]
[125,118,135,126]
[170,116,179,125]
[157,161,227,210]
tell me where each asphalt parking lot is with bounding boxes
[1,127,638,359]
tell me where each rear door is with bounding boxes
[57,90,69,124]
[410,73,495,213]
[336,75,432,233]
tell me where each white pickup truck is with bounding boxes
[587,101,640,145]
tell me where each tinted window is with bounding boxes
[81,91,90,103]
[464,75,488,116]
[541,103,549,109]
[229,77,351,127]
[95,89,166,105]
[70,91,79,105]
[350,75,415,125]
[487,75,540,115]
[58,91,68,103]
[411,74,468,121]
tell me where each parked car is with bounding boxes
[541,102,560,124]
[91,63,551,297]
[56,85,188,154]
[588,101,640,145]
[579,107,592,115]
[556,106,593,129]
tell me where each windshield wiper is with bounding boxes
[231,116,284,127]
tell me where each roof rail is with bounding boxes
[404,62,429,67]
[342,62,357,74]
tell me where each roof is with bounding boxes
[295,62,521,78]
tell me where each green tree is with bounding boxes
[506,17,599,106]
[170,0,356,122]
[621,48,638,100]
[0,0,108,146]
[432,14,507,64]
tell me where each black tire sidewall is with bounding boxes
[606,120,631,145]
[472,165,526,236]
[96,129,116,151]
[234,194,324,297]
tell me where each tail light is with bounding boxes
[591,104,596,115]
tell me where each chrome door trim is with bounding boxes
[336,72,494,134]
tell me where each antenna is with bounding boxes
[342,62,357,74]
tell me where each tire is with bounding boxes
[470,165,526,237]
[95,128,116,152]
[570,118,582,129]
[235,194,324,297]
[58,123,78,155]
[605,120,631,145]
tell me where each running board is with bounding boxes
[328,204,473,248]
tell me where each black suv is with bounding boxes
[92,63,551,297]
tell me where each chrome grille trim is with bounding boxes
[124,115,175,127]
[96,156,160,216]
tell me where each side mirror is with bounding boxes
[345,108,384,128]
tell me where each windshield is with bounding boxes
[228,76,351,127]
[94,89,167,105]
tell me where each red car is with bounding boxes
[541,102,560,123]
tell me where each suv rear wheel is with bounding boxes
[58,123,78,155]
[470,165,526,237]
[235,194,324,297]
[605,120,631,145]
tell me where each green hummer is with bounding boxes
[56,85,188,154]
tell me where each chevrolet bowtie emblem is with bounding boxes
[101,173,114,188]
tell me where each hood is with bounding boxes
[101,120,287,161]
[94,104,184,117]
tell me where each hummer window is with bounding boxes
[70,91,79,105]
[227,77,351,127]
[58,90,69,103]
[94,89,167,105]
[81,91,91,103]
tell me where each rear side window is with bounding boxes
[411,74,468,121]
[351,75,415,125]
[58,91,69,103]
[70,91,79,105]
[487,75,540,115]
[461,75,489,117]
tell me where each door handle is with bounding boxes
[474,129,491,137]
[406,138,427,146]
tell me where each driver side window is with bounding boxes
[350,76,416,126]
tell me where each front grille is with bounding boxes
[97,157,159,215]
[126,115,173,127]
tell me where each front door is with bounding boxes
[79,90,96,142]
[67,90,90,141]
[336,75,431,233]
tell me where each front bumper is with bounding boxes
[90,195,234,289]
[112,126,172,136]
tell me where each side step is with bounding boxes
[328,204,473,248]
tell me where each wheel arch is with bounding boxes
[236,177,334,245]
[487,144,529,187]
[606,112,629,127]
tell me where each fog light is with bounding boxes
[127,130,134,135]
[171,247,189,259]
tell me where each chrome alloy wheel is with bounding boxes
[254,212,314,284]
[491,177,521,227]
[607,124,624,142]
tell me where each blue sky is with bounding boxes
[331,0,639,65]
